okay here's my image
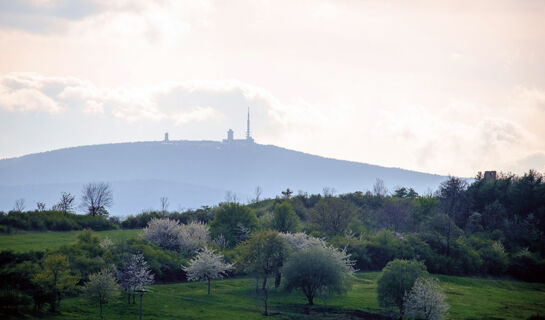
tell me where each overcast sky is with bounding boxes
[1,0,544,177]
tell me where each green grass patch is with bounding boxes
[18,272,545,320]
[0,229,141,252]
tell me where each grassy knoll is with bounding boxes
[0,229,141,252]
[25,272,545,320]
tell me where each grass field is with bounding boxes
[20,272,545,320]
[2,230,544,319]
[0,229,141,252]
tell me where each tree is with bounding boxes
[143,218,181,250]
[282,247,353,307]
[308,197,356,237]
[377,259,428,315]
[13,198,26,212]
[237,230,289,315]
[116,254,154,304]
[183,247,233,295]
[33,254,78,312]
[178,221,210,255]
[143,219,209,253]
[36,202,46,211]
[373,178,388,197]
[281,188,293,199]
[271,201,299,233]
[160,196,169,213]
[254,186,263,203]
[209,203,258,248]
[403,277,449,320]
[81,182,113,216]
[83,268,120,320]
[52,192,75,213]
[279,232,326,252]
[438,177,470,256]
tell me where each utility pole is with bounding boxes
[135,288,148,320]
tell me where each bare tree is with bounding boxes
[36,202,46,211]
[224,191,238,203]
[373,178,388,197]
[322,187,336,197]
[281,188,293,199]
[254,186,263,203]
[160,196,169,213]
[53,192,75,213]
[13,198,25,212]
[81,183,113,216]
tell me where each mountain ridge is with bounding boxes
[0,140,449,215]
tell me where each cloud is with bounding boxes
[0,72,283,126]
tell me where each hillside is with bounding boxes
[0,140,448,215]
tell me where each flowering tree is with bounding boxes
[143,218,209,254]
[143,218,181,250]
[183,247,233,295]
[279,232,326,252]
[403,277,449,320]
[179,221,210,255]
[116,254,154,304]
[83,268,120,320]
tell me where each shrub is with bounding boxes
[377,259,428,314]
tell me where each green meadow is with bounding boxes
[0,229,141,252]
[2,230,545,319]
[18,272,545,320]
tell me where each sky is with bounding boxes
[0,0,544,177]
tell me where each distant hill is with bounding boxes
[0,140,448,215]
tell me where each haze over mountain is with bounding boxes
[0,138,449,215]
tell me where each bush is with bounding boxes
[377,259,428,314]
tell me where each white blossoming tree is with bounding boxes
[143,218,181,250]
[116,253,154,304]
[178,221,210,255]
[143,218,209,254]
[403,277,449,320]
[83,268,120,320]
[183,247,233,295]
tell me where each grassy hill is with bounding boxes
[16,272,545,320]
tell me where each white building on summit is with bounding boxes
[223,108,255,144]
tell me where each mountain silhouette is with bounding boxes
[0,140,448,215]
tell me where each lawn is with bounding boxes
[0,229,141,252]
[25,272,545,320]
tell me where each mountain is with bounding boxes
[0,140,448,215]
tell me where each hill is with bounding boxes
[0,140,448,215]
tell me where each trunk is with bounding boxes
[99,301,104,320]
[255,277,259,294]
[308,296,314,305]
[274,271,281,288]
[207,278,211,295]
[132,293,136,304]
[128,293,131,304]
[262,276,268,316]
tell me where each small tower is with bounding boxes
[246,107,251,140]
[164,132,169,142]
[227,129,234,141]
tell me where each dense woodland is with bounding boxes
[1,170,544,318]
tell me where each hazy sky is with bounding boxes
[1,0,544,177]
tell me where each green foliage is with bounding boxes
[377,259,428,313]
[271,201,299,233]
[307,197,356,237]
[0,210,118,232]
[33,254,79,312]
[209,203,258,248]
[282,247,353,306]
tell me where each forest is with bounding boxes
[1,170,544,319]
